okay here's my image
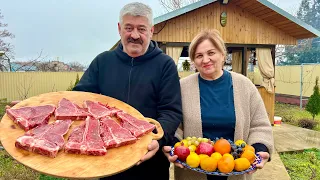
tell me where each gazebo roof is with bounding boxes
[154,0,320,39]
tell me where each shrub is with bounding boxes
[306,77,320,120]
[282,114,294,123]
[298,119,318,129]
[66,74,80,91]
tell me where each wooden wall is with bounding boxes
[153,2,297,45]
[257,86,275,125]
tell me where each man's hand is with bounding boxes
[247,152,270,174]
[136,140,159,165]
[5,101,20,110]
[162,146,184,168]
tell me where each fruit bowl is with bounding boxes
[170,147,262,176]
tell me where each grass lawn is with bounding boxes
[0,102,8,119]
[280,148,320,180]
[275,102,320,131]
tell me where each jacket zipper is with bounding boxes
[127,58,134,103]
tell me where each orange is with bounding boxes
[217,154,235,173]
[243,145,255,153]
[200,157,218,172]
[234,158,251,171]
[213,139,231,155]
[241,150,256,164]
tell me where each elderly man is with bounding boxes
[73,2,182,180]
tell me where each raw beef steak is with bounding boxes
[84,100,121,118]
[116,112,155,138]
[100,116,137,149]
[15,120,73,158]
[64,116,106,156]
[6,105,56,131]
[55,98,89,120]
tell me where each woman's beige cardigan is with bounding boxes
[174,72,274,180]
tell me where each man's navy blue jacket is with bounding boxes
[73,41,182,179]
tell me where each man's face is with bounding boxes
[118,15,154,57]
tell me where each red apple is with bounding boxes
[174,145,190,161]
[195,142,214,156]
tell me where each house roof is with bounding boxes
[154,0,320,39]
[11,62,37,72]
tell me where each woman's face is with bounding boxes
[193,39,225,80]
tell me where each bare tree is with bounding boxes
[16,75,34,100]
[68,61,85,71]
[36,61,57,72]
[0,10,15,71]
[13,50,49,72]
[159,0,199,12]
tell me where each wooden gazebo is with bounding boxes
[151,0,320,124]
[111,0,320,124]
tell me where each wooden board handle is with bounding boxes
[144,118,164,140]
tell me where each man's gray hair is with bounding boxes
[119,2,153,26]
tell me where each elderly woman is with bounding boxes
[163,29,274,180]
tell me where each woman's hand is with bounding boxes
[162,146,184,168]
[248,151,270,174]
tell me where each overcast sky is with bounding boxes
[0,0,302,66]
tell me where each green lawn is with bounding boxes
[275,102,320,131]
[280,148,320,180]
[0,102,8,119]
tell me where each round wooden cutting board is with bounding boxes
[0,91,164,179]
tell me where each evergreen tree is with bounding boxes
[281,0,320,65]
[297,0,312,25]
[74,74,80,86]
[182,60,190,71]
[306,77,320,120]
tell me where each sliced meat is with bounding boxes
[100,116,137,149]
[64,116,106,156]
[15,120,73,158]
[55,98,89,120]
[116,112,155,138]
[84,100,121,118]
[6,105,56,131]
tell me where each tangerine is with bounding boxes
[217,155,235,173]
[213,138,231,155]
[199,154,210,162]
[241,150,256,164]
[234,158,251,171]
[200,157,218,172]
[243,145,255,153]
